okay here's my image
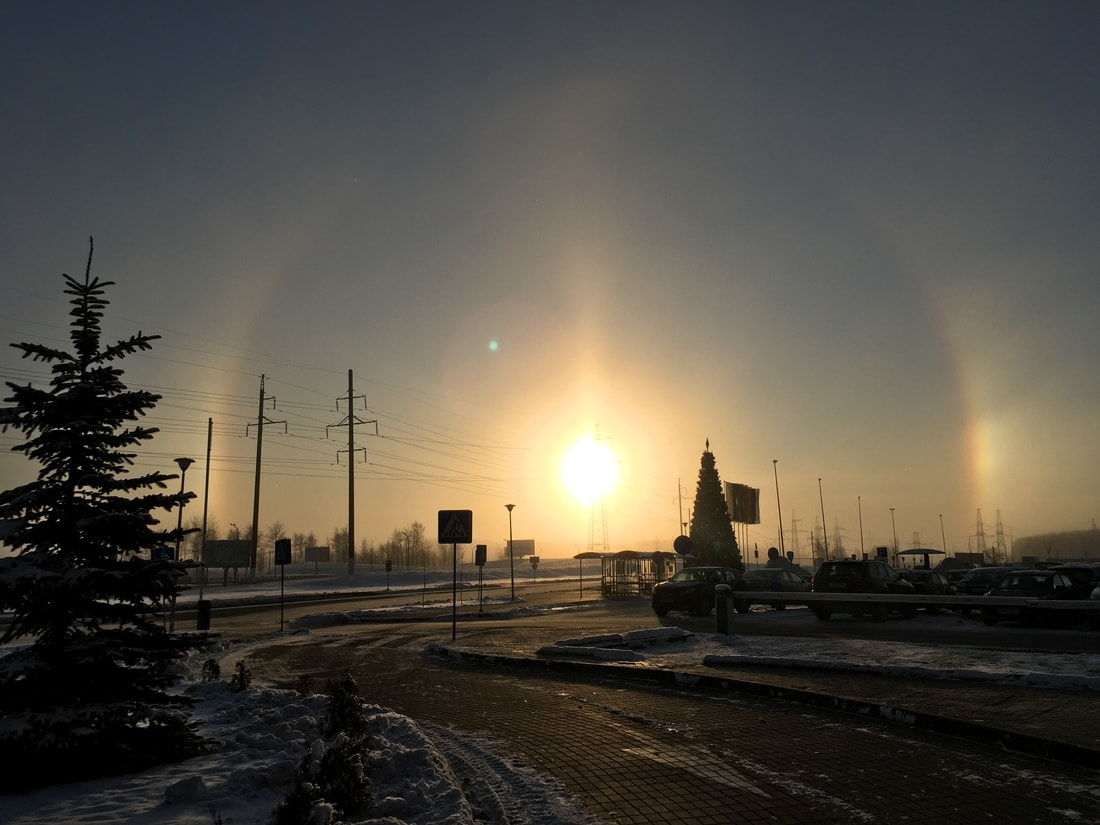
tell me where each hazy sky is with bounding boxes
[2,2,1097,562]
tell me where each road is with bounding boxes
[227,583,1100,824]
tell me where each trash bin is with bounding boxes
[714,584,733,634]
[196,599,212,631]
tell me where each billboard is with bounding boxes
[304,546,331,563]
[507,539,536,557]
[724,482,761,524]
[203,540,251,567]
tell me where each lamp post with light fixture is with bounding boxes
[506,503,516,601]
[170,457,194,632]
[173,457,195,563]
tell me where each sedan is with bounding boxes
[981,570,1076,626]
[733,568,809,612]
[651,566,742,617]
[897,569,954,615]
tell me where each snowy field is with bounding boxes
[3,566,1098,825]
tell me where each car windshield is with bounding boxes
[817,564,863,581]
[670,568,712,582]
[998,573,1052,590]
[963,568,1005,582]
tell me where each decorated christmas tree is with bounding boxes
[688,440,742,569]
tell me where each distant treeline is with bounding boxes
[1014,529,1100,562]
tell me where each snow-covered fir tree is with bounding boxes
[688,440,742,568]
[0,239,209,791]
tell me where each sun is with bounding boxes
[560,434,621,506]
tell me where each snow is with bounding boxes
[2,566,1098,824]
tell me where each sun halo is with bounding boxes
[560,434,621,507]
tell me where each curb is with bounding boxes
[428,643,1100,770]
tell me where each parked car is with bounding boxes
[651,566,742,617]
[809,559,917,621]
[897,569,954,615]
[733,568,810,612]
[980,569,1076,626]
[1049,563,1100,600]
[954,566,1013,614]
[941,568,971,587]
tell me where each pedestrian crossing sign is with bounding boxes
[438,509,473,544]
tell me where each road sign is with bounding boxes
[438,509,473,544]
[274,538,292,565]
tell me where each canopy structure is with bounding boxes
[572,550,680,597]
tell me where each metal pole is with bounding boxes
[858,495,864,559]
[451,542,458,641]
[199,419,212,603]
[506,503,515,601]
[890,508,898,564]
[939,513,947,554]
[347,369,355,575]
[250,375,265,576]
[818,478,828,558]
[772,460,784,555]
[171,457,194,633]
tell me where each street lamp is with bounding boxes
[889,507,898,564]
[858,495,865,558]
[772,460,784,556]
[174,457,195,561]
[505,503,515,601]
[171,457,194,633]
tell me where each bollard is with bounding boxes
[714,584,733,634]
[196,599,212,631]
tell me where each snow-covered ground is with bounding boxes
[3,566,1098,825]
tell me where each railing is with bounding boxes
[736,591,1100,612]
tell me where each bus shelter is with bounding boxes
[573,550,680,598]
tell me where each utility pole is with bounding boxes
[247,375,286,576]
[327,369,377,575]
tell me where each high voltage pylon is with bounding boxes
[586,428,611,556]
[246,374,286,575]
[326,369,377,575]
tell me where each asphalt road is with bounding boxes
[233,585,1100,825]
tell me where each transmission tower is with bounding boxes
[586,428,611,556]
[975,509,988,563]
[995,510,1007,564]
[327,369,377,575]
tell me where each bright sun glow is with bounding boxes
[560,435,621,506]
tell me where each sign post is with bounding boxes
[438,510,473,641]
[275,538,292,632]
[475,544,487,613]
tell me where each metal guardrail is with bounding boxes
[736,590,1100,611]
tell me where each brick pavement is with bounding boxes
[246,622,1100,824]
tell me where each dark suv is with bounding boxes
[954,566,1012,614]
[651,566,742,617]
[810,559,916,621]
[1049,563,1100,600]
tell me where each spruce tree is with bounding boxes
[0,239,209,791]
[688,440,742,569]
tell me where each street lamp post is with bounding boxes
[939,513,947,554]
[174,457,195,561]
[505,504,516,601]
[890,507,898,565]
[772,460,784,556]
[858,495,865,558]
[818,478,828,558]
[171,457,195,632]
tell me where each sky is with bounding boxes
[3,570,1099,824]
[1,1,1098,562]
